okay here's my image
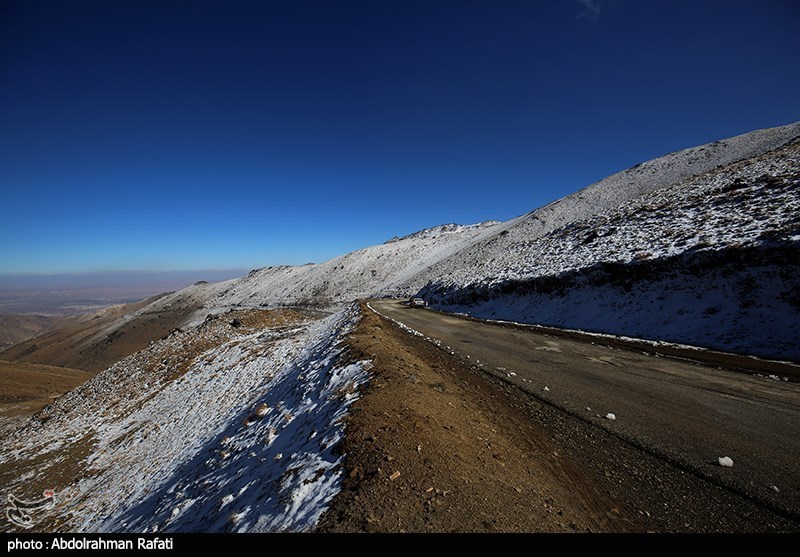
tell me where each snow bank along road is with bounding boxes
[369,299,800,522]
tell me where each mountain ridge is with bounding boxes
[3,120,799,367]
[142,120,799,360]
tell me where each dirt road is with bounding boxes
[368,299,800,523]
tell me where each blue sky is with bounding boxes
[2,0,798,273]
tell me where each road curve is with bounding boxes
[369,299,800,521]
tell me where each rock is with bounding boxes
[718,456,733,467]
[605,413,616,420]
[389,471,401,481]
[543,386,550,392]
[770,485,780,492]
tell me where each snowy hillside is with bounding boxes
[403,121,800,292]
[136,122,800,320]
[90,121,800,362]
[137,220,501,322]
[1,306,369,532]
[421,141,800,361]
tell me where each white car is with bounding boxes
[409,297,426,308]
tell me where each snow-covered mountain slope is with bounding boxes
[67,121,799,363]
[137,220,501,322]
[0,306,369,532]
[421,140,800,361]
[402,121,800,292]
[140,122,799,317]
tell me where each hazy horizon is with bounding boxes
[0,269,247,315]
[0,269,249,281]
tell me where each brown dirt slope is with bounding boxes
[317,301,799,532]
[0,314,59,350]
[0,294,186,372]
[0,359,93,434]
[318,301,641,532]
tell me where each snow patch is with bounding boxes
[1,305,370,533]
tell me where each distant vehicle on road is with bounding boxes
[409,297,427,308]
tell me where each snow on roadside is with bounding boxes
[108,305,369,533]
[1,305,369,533]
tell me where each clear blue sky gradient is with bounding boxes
[2,0,799,273]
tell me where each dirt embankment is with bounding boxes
[0,294,182,373]
[318,301,643,532]
[0,314,59,351]
[317,301,799,533]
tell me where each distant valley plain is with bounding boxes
[0,270,246,315]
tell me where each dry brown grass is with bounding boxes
[0,360,93,420]
[0,296,170,372]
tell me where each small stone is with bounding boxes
[770,485,780,493]
[605,413,616,420]
[543,386,550,392]
[718,456,733,467]
[389,471,401,481]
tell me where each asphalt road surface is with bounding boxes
[369,299,800,521]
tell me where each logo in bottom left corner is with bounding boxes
[6,489,56,529]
